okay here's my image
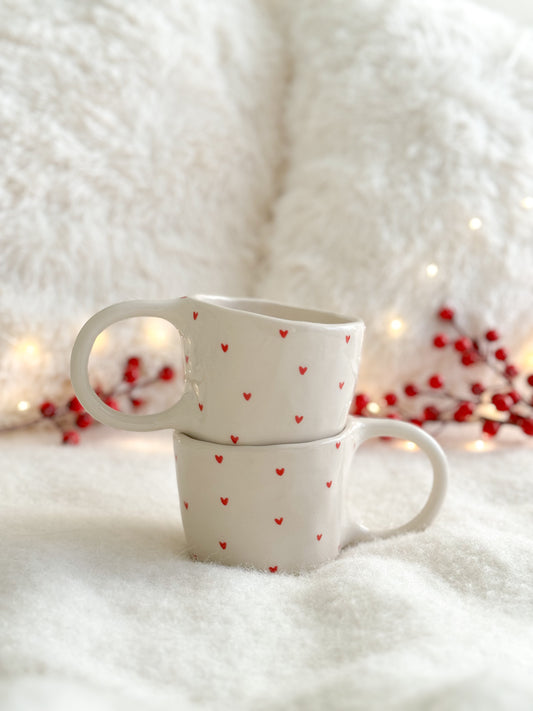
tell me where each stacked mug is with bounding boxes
[71,295,448,574]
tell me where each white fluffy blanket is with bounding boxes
[1,428,532,710]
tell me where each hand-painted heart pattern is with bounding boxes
[275,517,284,525]
[276,467,285,476]
[186,311,355,443]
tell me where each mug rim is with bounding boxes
[173,416,358,451]
[190,294,364,328]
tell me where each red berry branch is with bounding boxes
[352,306,533,440]
[1,357,177,444]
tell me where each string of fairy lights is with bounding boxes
[3,196,533,450]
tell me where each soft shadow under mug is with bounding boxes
[174,416,448,573]
[70,295,365,445]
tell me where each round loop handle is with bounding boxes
[341,418,448,546]
[70,299,190,432]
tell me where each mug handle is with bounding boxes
[341,418,448,546]
[70,298,193,431]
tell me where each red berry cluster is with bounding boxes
[19,357,176,444]
[352,306,533,441]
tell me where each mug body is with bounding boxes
[178,295,364,445]
[173,423,356,573]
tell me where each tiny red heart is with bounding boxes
[198,403,204,411]
[339,382,344,389]
[269,566,278,573]
[299,366,307,375]
[184,501,189,509]
[295,415,303,424]
[243,392,252,401]
[317,534,323,541]
[220,497,229,506]
[326,481,332,488]
[336,442,341,449]
[221,343,229,352]
[275,517,283,525]
[276,468,285,476]
[231,435,239,444]
[279,329,288,338]
[215,455,223,463]
[345,335,350,343]
[193,312,198,320]
[219,541,227,550]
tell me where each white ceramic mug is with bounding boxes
[70,295,365,445]
[174,416,448,573]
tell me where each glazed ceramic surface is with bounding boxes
[71,295,364,445]
[174,416,448,573]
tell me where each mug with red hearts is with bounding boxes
[174,416,448,573]
[70,295,366,445]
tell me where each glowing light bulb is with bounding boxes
[15,339,40,361]
[366,402,380,414]
[403,441,418,452]
[468,217,483,231]
[144,318,175,347]
[520,196,533,210]
[17,400,30,412]
[425,263,439,278]
[389,318,404,336]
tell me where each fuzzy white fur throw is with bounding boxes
[0,0,285,420]
[1,0,533,416]
[258,0,533,395]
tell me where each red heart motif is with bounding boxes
[184,501,189,509]
[269,566,278,573]
[345,335,350,343]
[275,517,283,525]
[193,312,198,320]
[279,329,288,338]
[243,392,252,401]
[316,534,323,541]
[336,442,341,449]
[231,435,239,444]
[198,403,204,411]
[220,497,229,506]
[221,343,229,352]
[219,541,227,550]
[326,481,332,488]
[339,382,344,389]
[215,455,223,463]
[299,366,307,375]
[276,468,285,476]
[295,415,303,424]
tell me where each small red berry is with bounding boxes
[521,418,533,436]
[491,393,511,412]
[62,430,80,445]
[508,390,521,405]
[404,384,419,397]
[433,333,448,348]
[410,418,423,427]
[123,367,139,383]
[159,366,175,381]
[482,420,500,438]
[40,401,56,418]
[423,406,440,421]
[461,352,479,367]
[68,396,84,412]
[428,374,444,389]
[527,374,533,387]
[471,382,485,395]
[454,337,472,352]
[76,412,93,428]
[504,364,519,378]
[453,402,474,422]
[384,392,397,406]
[131,398,144,408]
[104,397,120,411]
[438,307,454,321]
[386,413,401,420]
[127,357,141,369]
[485,330,499,342]
[494,348,507,361]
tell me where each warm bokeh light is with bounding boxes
[520,196,533,210]
[425,263,439,278]
[389,318,405,336]
[143,318,176,347]
[468,217,483,231]
[17,400,30,412]
[366,402,381,414]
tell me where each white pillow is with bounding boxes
[258,0,533,397]
[0,0,284,421]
